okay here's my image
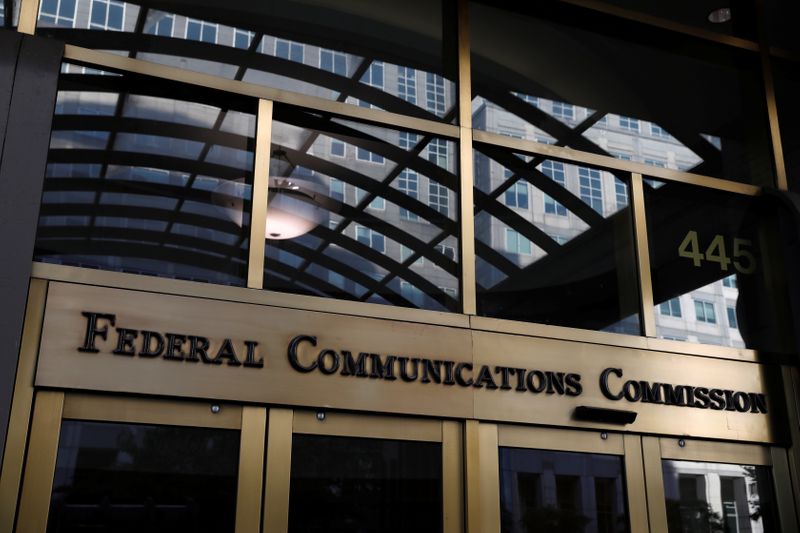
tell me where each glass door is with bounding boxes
[16,392,266,532]
[261,409,463,533]
[642,436,798,533]
[473,423,650,533]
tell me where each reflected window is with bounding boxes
[34,64,257,286]
[40,0,77,26]
[289,434,442,533]
[727,307,738,329]
[36,0,456,122]
[694,300,716,324]
[475,145,640,334]
[500,447,628,533]
[48,420,239,532]
[663,460,778,533]
[660,298,682,318]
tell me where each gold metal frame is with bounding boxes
[248,99,274,289]
[0,279,47,532]
[15,392,267,533]
[284,409,462,533]
[475,423,651,533]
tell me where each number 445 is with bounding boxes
[677,231,756,274]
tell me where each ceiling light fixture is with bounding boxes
[707,7,732,24]
[214,148,326,240]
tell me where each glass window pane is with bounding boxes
[663,460,779,533]
[645,179,794,351]
[470,2,773,185]
[48,420,239,532]
[500,447,629,533]
[475,145,641,334]
[35,0,457,122]
[262,107,460,312]
[289,434,442,533]
[34,64,257,286]
[772,58,800,194]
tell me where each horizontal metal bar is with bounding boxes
[473,130,762,196]
[62,45,461,140]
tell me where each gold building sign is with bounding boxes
[35,282,783,443]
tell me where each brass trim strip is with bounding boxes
[472,130,762,196]
[659,437,772,465]
[15,390,64,533]
[772,447,800,533]
[770,46,800,62]
[0,279,47,533]
[785,367,800,523]
[61,45,460,140]
[459,127,477,315]
[442,420,464,533]
[31,263,472,328]
[464,420,482,533]
[236,406,267,533]
[558,0,761,52]
[63,393,242,429]
[642,435,669,533]
[498,425,624,454]
[248,99,273,288]
[16,0,40,34]
[457,0,472,131]
[623,435,650,533]
[631,174,656,337]
[757,0,789,190]
[478,422,500,533]
[293,410,442,442]
[263,407,293,533]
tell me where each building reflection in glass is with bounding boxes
[500,447,628,533]
[475,145,640,334]
[35,0,456,122]
[662,460,778,533]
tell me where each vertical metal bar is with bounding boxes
[756,0,789,190]
[623,434,650,533]
[0,279,47,533]
[457,0,477,315]
[263,407,293,533]
[631,173,657,337]
[442,420,464,533]
[248,99,274,289]
[235,406,267,533]
[772,446,800,532]
[465,421,499,533]
[783,366,800,524]
[16,0,39,34]
[642,436,668,533]
[15,390,64,532]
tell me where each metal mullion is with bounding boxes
[15,390,65,533]
[62,45,460,141]
[756,0,789,190]
[772,446,800,532]
[623,434,650,533]
[263,407,293,533]
[783,366,800,525]
[16,0,38,33]
[235,406,267,533]
[457,0,477,315]
[631,173,656,337]
[473,129,763,196]
[0,280,47,533]
[641,435,669,533]
[442,420,464,533]
[247,99,273,289]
